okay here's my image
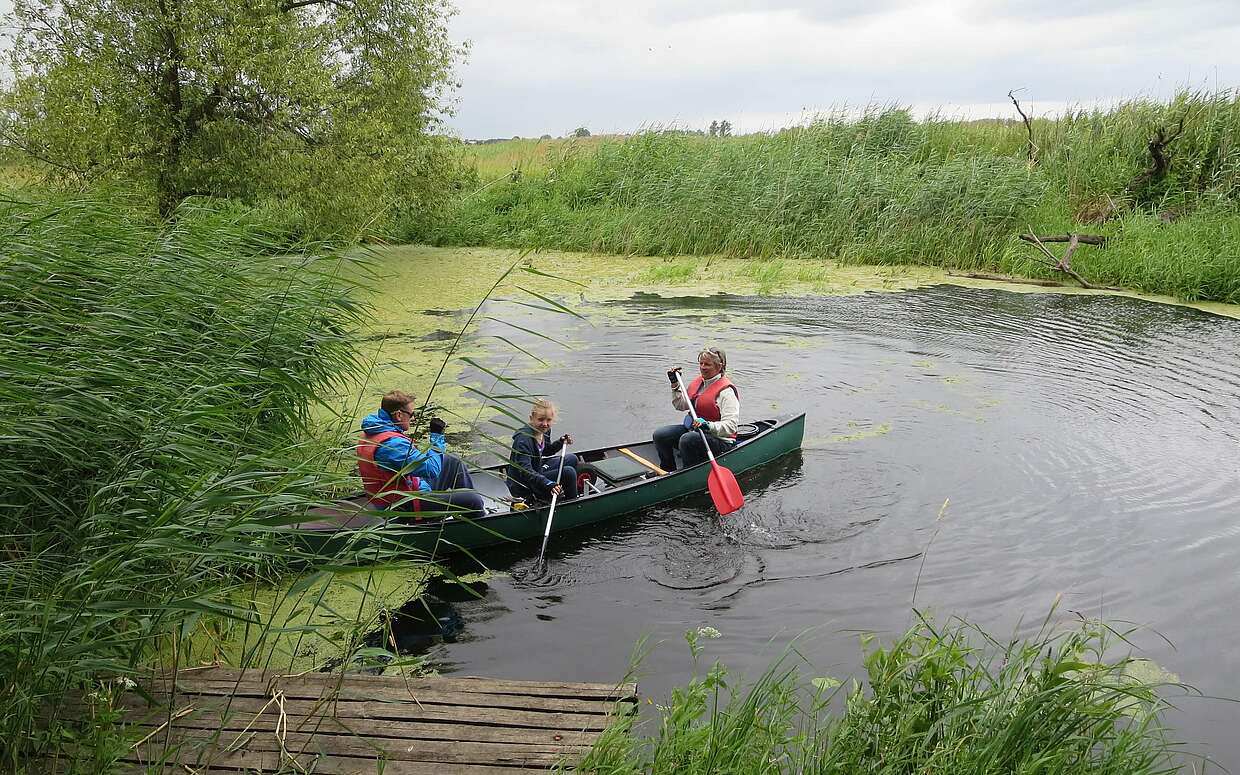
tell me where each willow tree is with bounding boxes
[3,0,464,231]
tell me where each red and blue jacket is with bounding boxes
[358,409,444,491]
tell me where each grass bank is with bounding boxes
[0,193,428,771]
[424,91,1240,304]
[584,614,1191,774]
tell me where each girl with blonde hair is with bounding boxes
[507,398,578,502]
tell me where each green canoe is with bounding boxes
[294,413,806,559]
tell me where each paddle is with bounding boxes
[675,372,744,515]
[534,440,570,569]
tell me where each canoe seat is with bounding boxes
[736,422,761,440]
[580,455,649,485]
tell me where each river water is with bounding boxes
[387,282,1240,768]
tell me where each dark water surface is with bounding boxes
[421,286,1240,767]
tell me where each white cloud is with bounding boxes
[447,0,1240,139]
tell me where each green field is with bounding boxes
[462,135,618,181]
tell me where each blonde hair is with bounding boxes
[528,398,557,442]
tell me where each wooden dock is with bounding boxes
[69,666,638,773]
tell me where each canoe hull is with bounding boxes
[294,413,805,559]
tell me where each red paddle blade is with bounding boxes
[707,462,744,516]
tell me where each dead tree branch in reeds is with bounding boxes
[1007,89,1038,165]
[1018,232,1107,288]
[1124,113,1188,197]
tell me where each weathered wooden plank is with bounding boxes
[116,709,599,747]
[149,669,637,700]
[166,679,636,708]
[130,725,590,761]
[74,693,619,730]
[119,750,554,775]
[156,678,628,713]
[126,743,566,770]
[131,733,579,767]
[179,665,631,692]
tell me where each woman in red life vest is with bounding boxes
[357,390,485,518]
[652,347,740,472]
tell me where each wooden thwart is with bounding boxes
[617,447,667,476]
[65,668,637,773]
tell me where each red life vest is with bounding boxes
[357,431,422,511]
[686,375,739,438]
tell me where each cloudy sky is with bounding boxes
[447,0,1240,139]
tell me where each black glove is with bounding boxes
[428,417,446,434]
[667,367,682,386]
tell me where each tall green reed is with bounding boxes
[429,91,1240,303]
[429,109,1046,267]
[578,613,1191,774]
[0,193,398,769]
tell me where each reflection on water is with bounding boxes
[364,577,488,664]
[373,284,1240,767]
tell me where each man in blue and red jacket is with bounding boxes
[358,390,484,517]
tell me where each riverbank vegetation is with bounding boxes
[0,193,425,769]
[0,0,481,763]
[428,91,1240,304]
[583,614,1190,774]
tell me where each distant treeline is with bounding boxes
[422,91,1240,304]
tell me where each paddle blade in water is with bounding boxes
[707,462,744,516]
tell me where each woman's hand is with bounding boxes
[667,366,682,386]
[560,433,573,445]
[550,484,564,496]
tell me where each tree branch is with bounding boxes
[0,130,88,176]
[280,0,350,11]
[1007,89,1038,165]
[1125,111,1190,196]
[1019,233,1106,246]
[1020,231,1100,289]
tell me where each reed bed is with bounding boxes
[433,91,1240,303]
[580,614,1189,774]
[0,193,405,770]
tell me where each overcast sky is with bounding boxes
[4,0,1238,139]
[447,0,1240,139]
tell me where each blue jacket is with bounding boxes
[507,424,565,493]
[360,409,445,492]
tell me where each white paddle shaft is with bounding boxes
[535,441,570,565]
